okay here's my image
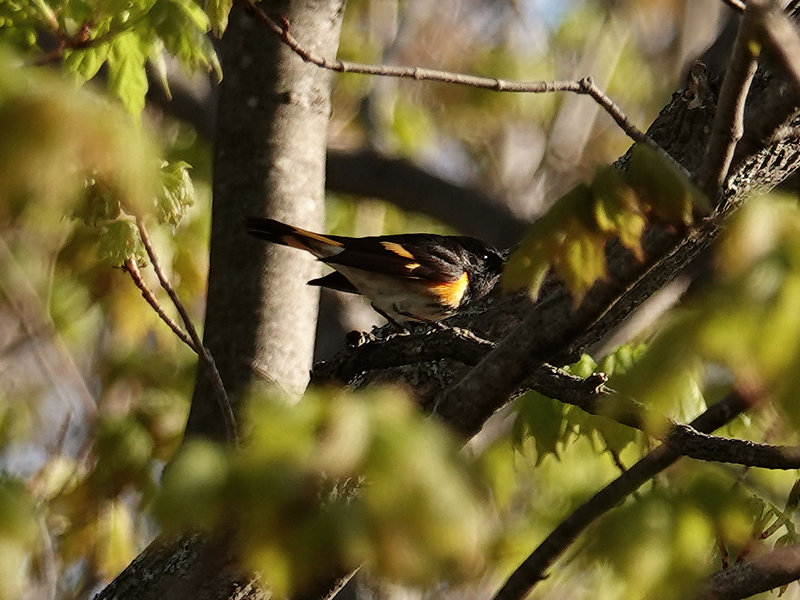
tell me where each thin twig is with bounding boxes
[756,0,800,93]
[491,392,750,600]
[122,259,195,349]
[699,0,763,200]
[33,20,139,66]
[241,0,662,153]
[135,220,238,442]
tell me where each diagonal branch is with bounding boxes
[692,541,800,600]
[135,220,237,442]
[429,0,800,449]
[491,391,751,600]
[122,259,195,349]
[699,0,764,199]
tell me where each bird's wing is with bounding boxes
[322,235,463,282]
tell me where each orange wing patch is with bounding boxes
[429,271,469,308]
[381,241,416,259]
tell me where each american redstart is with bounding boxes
[245,217,504,328]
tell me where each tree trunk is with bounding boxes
[186,0,344,440]
[96,1,345,597]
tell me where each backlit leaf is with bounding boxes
[157,161,195,225]
[96,220,146,267]
[206,0,233,36]
[63,45,111,82]
[626,145,710,224]
[106,32,149,114]
[512,391,568,464]
[592,166,646,259]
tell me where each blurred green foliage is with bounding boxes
[0,478,37,600]
[156,387,493,596]
[504,145,708,300]
[1,0,220,112]
[584,468,758,600]
[512,346,644,465]
[2,1,800,600]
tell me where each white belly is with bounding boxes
[334,267,450,323]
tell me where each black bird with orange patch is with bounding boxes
[245,217,505,328]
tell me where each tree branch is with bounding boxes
[325,149,527,247]
[316,325,800,469]
[491,392,751,600]
[122,258,196,349]
[666,425,800,469]
[699,0,763,199]
[240,0,664,153]
[136,219,237,442]
[693,541,800,600]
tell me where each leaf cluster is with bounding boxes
[512,347,644,465]
[156,387,494,596]
[1,0,225,114]
[607,195,800,434]
[504,145,708,300]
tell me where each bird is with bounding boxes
[245,217,505,328]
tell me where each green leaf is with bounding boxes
[553,217,607,301]
[157,161,195,225]
[592,166,646,259]
[563,351,639,455]
[63,45,111,81]
[626,145,710,224]
[148,42,172,100]
[148,0,221,78]
[502,233,550,298]
[596,343,647,377]
[503,183,596,298]
[96,219,146,266]
[205,0,233,37]
[606,317,705,435]
[564,354,597,379]
[106,32,149,114]
[72,181,122,227]
[512,392,568,464]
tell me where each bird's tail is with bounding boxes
[245,217,344,258]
